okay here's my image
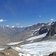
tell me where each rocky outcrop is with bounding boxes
[49,52,56,56]
[39,26,48,34]
[0,47,18,56]
[46,22,56,36]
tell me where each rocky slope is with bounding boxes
[0,21,56,45]
[0,47,19,56]
[0,23,46,45]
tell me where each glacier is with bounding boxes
[20,41,56,56]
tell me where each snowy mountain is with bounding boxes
[0,22,56,56]
[0,23,44,45]
[0,21,56,45]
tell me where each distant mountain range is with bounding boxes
[0,21,56,45]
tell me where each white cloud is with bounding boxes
[0,19,6,22]
[50,19,54,21]
[11,25,15,28]
[6,25,9,27]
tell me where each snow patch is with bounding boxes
[26,33,47,41]
[7,41,23,45]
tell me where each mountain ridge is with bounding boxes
[0,21,56,45]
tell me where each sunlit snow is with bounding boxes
[20,41,56,56]
[26,33,47,41]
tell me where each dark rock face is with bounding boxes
[33,31,39,36]
[46,22,56,36]
[39,26,48,34]
[42,21,56,40]
[49,52,56,56]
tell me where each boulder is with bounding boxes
[0,47,19,56]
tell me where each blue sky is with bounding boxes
[0,0,56,26]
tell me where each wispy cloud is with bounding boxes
[0,19,7,22]
[11,25,15,28]
[6,25,9,27]
[50,19,54,21]
[39,16,42,18]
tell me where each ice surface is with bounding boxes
[21,41,56,56]
[5,40,56,56]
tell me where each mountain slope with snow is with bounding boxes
[26,33,47,41]
[0,21,56,45]
[0,22,56,56]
